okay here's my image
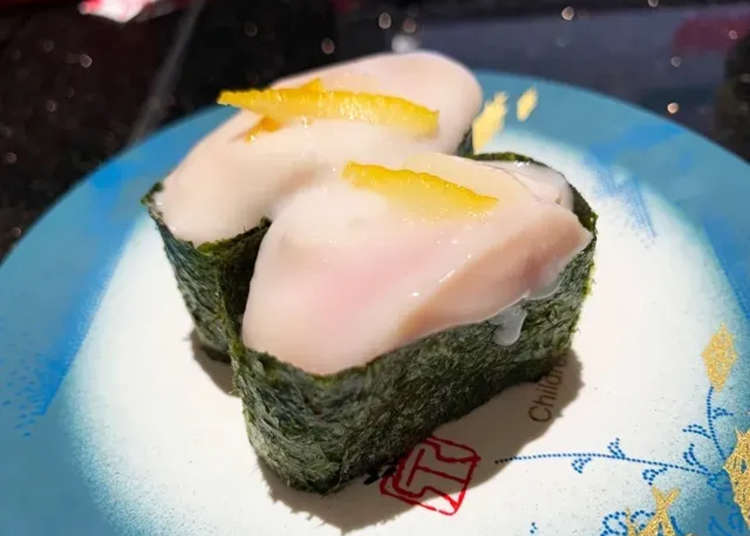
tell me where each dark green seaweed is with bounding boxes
[142,184,269,361]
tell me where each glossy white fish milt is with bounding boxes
[242,154,592,374]
[155,51,483,245]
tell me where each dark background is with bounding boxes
[1,0,749,260]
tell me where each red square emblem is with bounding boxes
[380,436,481,516]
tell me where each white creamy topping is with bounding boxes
[489,304,528,346]
[483,160,575,209]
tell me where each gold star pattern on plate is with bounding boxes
[516,87,538,122]
[625,488,696,536]
[471,92,508,152]
[724,428,750,527]
[701,324,738,392]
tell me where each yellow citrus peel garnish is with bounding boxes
[241,78,324,141]
[243,117,282,141]
[342,162,497,219]
[219,85,438,137]
[295,78,325,92]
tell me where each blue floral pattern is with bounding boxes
[497,363,747,534]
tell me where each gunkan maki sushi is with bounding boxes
[144,52,597,494]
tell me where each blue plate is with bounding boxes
[1,71,748,535]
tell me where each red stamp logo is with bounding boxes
[380,436,481,516]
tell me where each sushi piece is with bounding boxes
[144,51,482,357]
[230,152,596,492]
[144,50,597,493]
